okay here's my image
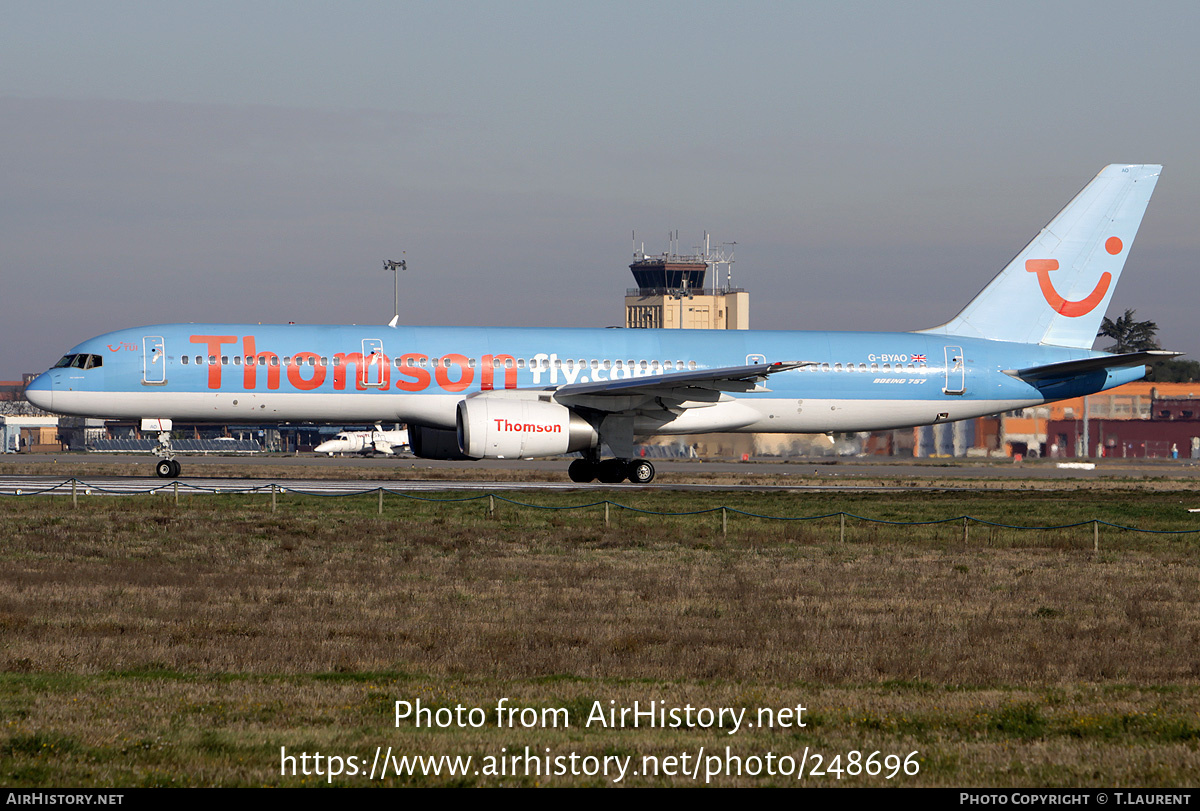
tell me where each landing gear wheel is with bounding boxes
[596,459,628,483]
[152,429,179,479]
[568,459,596,483]
[626,460,655,484]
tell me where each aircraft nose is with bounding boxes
[24,372,54,412]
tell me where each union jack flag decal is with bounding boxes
[911,353,927,363]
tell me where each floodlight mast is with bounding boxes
[384,257,406,328]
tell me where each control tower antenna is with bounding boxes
[695,234,735,295]
[706,232,712,295]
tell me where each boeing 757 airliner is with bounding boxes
[25,165,1173,482]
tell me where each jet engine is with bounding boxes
[456,397,598,459]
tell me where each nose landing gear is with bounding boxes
[153,430,180,478]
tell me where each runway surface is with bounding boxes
[3,452,1199,496]
[0,474,943,496]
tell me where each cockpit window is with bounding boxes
[54,354,103,370]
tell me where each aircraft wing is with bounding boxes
[1004,350,1181,382]
[552,361,810,411]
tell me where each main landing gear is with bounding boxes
[568,457,655,484]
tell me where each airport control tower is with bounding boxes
[624,234,748,329]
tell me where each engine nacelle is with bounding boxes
[457,397,598,459]
[409,425,472,460]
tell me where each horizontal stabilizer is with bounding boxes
[1004,350,1181,382]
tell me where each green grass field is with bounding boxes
[3,487,1200,786]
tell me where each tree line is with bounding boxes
[1098,309,1197,383]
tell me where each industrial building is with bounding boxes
[910,382,1200,459]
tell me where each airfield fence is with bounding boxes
[4,477,1200,550]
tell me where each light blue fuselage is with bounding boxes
[26,322,1142,434]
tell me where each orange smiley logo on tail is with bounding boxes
[1025,236,1122,317]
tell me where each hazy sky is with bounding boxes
[3,1,1198,379]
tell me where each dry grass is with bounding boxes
[7,676,1200,786]
[3,489,1200,786]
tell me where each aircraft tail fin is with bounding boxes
[922,164,1161,348]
